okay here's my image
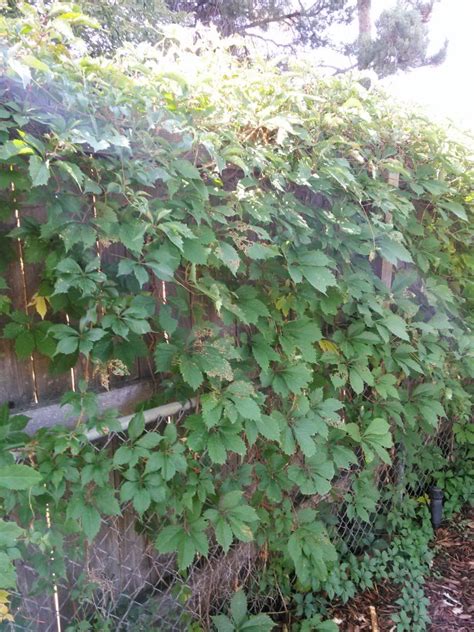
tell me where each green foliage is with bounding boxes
[212,590,274,632]
[5,1,446,78]
[0,4,472,629]
[367,2,448,78]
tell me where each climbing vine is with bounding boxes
[0,3,473,630]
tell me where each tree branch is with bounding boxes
[246,32,297,50]
[234,11,302,34]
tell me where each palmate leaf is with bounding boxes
[287,510,337,585]
[279,317,322,359]
[232,286,269,325]
[205,491,259,553]
[291,414,327,457]
[252,336,279,372]
[344,418,393,464]
[287,250,337,294]
[155,517,208,570]
[288,451,335,495]
[377,235,413,265]
[263,362,313,397]
[1,14,473,617]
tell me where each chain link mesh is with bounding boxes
[6,406,454,631]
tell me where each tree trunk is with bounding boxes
[357,0,372,69]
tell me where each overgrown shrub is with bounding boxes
[0,4,473,630]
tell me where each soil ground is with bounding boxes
[330,506,474,631]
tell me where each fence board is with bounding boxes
[0,214,36,409]
[20,203,76,405]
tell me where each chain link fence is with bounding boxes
[7,403,454,632]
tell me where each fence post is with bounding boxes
[380,171,399,290]
[382,171,407,499]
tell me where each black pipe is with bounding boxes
[429,486,444,530]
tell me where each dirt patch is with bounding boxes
[330,506,473,631]
[424,506,474,632]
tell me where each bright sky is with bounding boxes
[380,0,474,131]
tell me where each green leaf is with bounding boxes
[384,314,409,341]
[344,423,361,442]
[349,367,364,395]
[57,161,85,189]
[28,155,50,187]
[220,490,243,510]
[439,200,468,221]
[158,305,178,334]
[288,251,336,293]
[81,505,101,541]
[0,551,17,589]
[216,242,241,275]
[302,265,337,293]
[212,615,234,632]
[208,434,227,464]
[94,488,121,516]
[14,331,35,359]
[0,520,24,547]
[230,590,247,626]
[378,236,413,265]
[281,363,312,394]
[235,397,261,421]
[252,338,279,372]
[119,222,147,254]
[9,58,32,88]
[180,356,204,390]
[155,525,182,553]
[255,414,280,441]
[177,534,196,569]
[128,412,145,442]
[173,159,201,180]
[201,394,223,428]
[0,464,41,490]
[247,243,278,260]
[364,417,392,438]
[422,180,449,196]
[136,433,163,449]
[56,334,79,355]
[132,488,151,515]
[154,342,177,372]
[182,238,210,264]
[214,517,233,552]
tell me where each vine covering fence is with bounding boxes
[0,6,473,632]
[10,408,456,631]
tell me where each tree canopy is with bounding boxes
[2,0,448,77]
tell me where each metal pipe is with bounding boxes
[429,486,444,530]
[85,398,196,442]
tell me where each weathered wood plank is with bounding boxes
[19,204,76,404]
[0,215,36,409]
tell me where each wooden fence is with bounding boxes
[2,175,406,631]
